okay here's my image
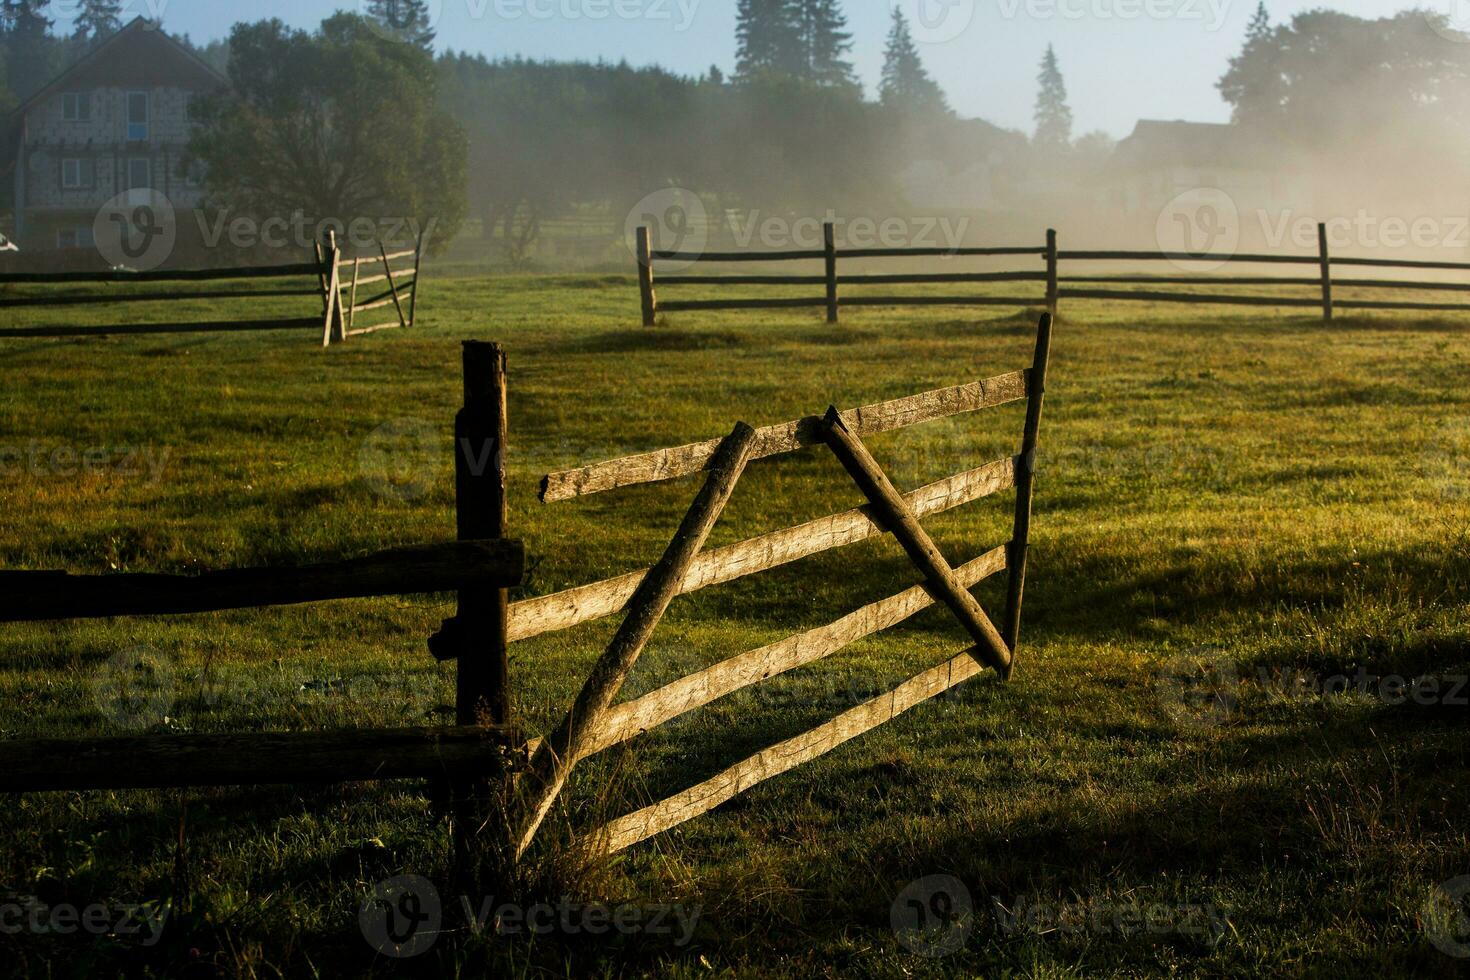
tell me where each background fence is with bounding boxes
[636,222,1470,324]
[0,232,424,345]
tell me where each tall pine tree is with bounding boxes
[879,7,947,115]
[1218,3,1285,127]
[366,0,434,51]
[3,0,56,100]
[71,0,121,46]
[735,0,801,80]
[1033,44,1072,150]
[795,0,855,88]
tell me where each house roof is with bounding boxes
[9,17,226,123]
[1109,119,1279,172]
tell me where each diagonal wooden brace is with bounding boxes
[514,421,758,858]
[820,407,1014,679]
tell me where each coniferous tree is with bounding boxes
[735,0,801,80]
[1033,44,1072,150]
[795,0,855,88]
[71,0,121,45]
[366,0,434,51]
[1218,3,1285,127]
[2,0,56,100]
[879,7,947,114]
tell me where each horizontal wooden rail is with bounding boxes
[1056,250,1318,264]
[340,247,417,267]
[0,263,321,284]
[838,272,1047,285]
[657,274,827,286]
[840,295,1041,308]
[581,545,1008,757]
[346,321,406,336]
[837,246,1045,259]
[352,295,400,314]
[1059,275,1321,287]
[652,249,825,262]
[1332,278,1470,292]
[0,317,325,339]
[596,649,988,853]
[1057,289,1322,307]
[658,297,827,312]
[1333,298,1470,312]
[540,370,1028,502]
[0,287,322,308]
[512,457,1016,642]
[347,271,416,289]
[0,726,523,791]
[1329,255,1470,271]
[0,539,524,621]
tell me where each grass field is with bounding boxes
[1,272,1469,977]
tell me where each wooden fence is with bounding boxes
[636,222,1470,324]
[2,343,523,802]
[505,312,1053,859]
[0,231,424,345]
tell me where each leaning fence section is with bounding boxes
[321,230,426,346]
[637,221,1470,324]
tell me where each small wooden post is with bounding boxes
[408,230,424,327]
[313,240,330,318]
[320,230,344,347]
[347,257,361,333]
[824,221,839,324]
[381,242,408,329]
[636,225,657,327]
[1317,221,1333,322]
[1045,228,1059,321]
[1002,312,1054,655]
[454,341,510,727]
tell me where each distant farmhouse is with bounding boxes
[1100,119,1312,244]
[1,18,224,254]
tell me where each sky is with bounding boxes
[57,0,1434,138]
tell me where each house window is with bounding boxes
[126,92,149,141]
[61,157,86,189]
[57,227,95,249]
[127,158,152,191]
[62,92,92,122]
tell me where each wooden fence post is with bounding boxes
[1045,228,1059,321]
[824,221,839,324]
[320,229,344,348]
[637,226,657,326]
[347,257,360,334]
[1002,312,1054,654]
[381,242,408,330]
[408,230,424,327]
[1317,221,1333,322]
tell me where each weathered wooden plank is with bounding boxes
[584,545,1008,756]
[0,263,322,284]
[839,295,1040,307]
[0,318,324,339]
[0,539,524,621]
[539,370,1028,503]
[1002,313,1054,652]
[0,726,524,791]
[344,321,405,335]
[511,456,1017,642]
[340,247,416,267]
[658,297,828,311]
[595,651,986,853]
[651,248,825,262]
[0,287,322,308]
[838,246,1045,259]
[837,272,1048,285]
[516,424,759,856]
[1056,250,1318,264]
[657,274,828,286]
[1057,289,1322,307]
[821,409,1012,676]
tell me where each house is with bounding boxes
[1098,119,1312,245]
[3,18,225,254]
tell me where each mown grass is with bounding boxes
[1,271,1468,977]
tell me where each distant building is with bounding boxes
[2,18,224,253]
[1100,119,1311,243]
